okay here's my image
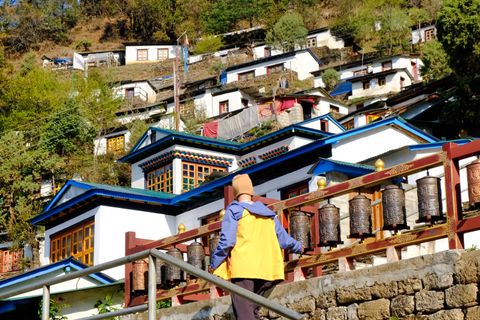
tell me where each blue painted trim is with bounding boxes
[0,257,114,289]
[299,114,346,132]
[43,180,94,212]
[408,139,472,150]
[310,159,374,177]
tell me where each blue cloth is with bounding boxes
[210,201,302,270]
[330,81,352,96]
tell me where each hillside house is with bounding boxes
[124,43,179,65]
[113,80,157,105]
[411,24,437,45]
[29,116,439,283]
[224,49,320,84]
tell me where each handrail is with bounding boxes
[0,248,303,320]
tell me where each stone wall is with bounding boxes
[123,250,480,320]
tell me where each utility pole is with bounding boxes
[174,31,187,132]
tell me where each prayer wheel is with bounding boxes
[209,234,220,255]
[319,203,342,247]
[187,241,205,270]
[382,184,408,231]
[156,259,166,288]
[132,258,148,292]
[166,248,183,284]
[289,210,311,250]
[467,158,480,206]
[416,176,444,223]
[348,194,373,239]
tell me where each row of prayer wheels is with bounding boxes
[290,175,445,248]
[132,238,220,292]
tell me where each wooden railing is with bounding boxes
[124,139,480,308]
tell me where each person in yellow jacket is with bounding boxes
[210,174,303,320]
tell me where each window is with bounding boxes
[329,105,340,113]
[264,47,271,58]
[282,183,309,199]
[146,163,173,193]
[362,81,370,90]
[366,114,380,123]
[0,249,22,273]
[382,60,392,71]
[241,98,249,107]
[353,69,367,76]
[50,220,94,266]
[238,71,255,81]
[320,120,329,131]
[424,28,435,42]
[344,120,354,130]
[219,100,229,114]
[267,64,284,75]
[378,77,386,86]
[137,49,148,61]
[157,48,169,60]
[400,76,405,88]
[182,162,226,192]
[306,37,317,48]
[106,135,125,154]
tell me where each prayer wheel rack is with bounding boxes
[124,139,480,308]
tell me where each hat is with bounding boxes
[232,174,254,198]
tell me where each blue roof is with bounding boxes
[309,158,375,176]
[0,257,115,290]
[330,81,352,97]
[33,116,439,225]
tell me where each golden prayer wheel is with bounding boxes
[467,158,480,206]
[416,176,444,223]
[348,194,373,239]
[382,184,408,231]
[166,248,183,285]
[187,241,205,270]
[289,210,311,250]
[132,258,148,292]
[318,203,342,247]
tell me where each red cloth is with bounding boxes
[279,98,297,111]
[203,121,218,138]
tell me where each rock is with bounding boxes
[357,299,390,320]
[423,273,453,290]
[415,290,444,313]
[326,306,348,320]
[370,281,398,299]
[316,290,337,309]
[427,309,464,320]
[398,279,423,294]
[336,287,372,304]
[311,309,326,320]
[347,303,358,320]
[445,284,478,308]
[391,295,415,317]
[465,306,480,320]
[290,296,316,313]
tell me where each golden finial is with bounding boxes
[178,223,186,234]
[375,159,385,172]
[219,209,226,220]
[317,177,327,189]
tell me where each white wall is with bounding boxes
[331,126,421,163]
[125,45,179,65]
[412,25,437,44]
[350,71,412,99]
[226,51,318,84]
[113,81,156,104]
[314,98,349,117]
[252,45,283,59]
[307,30,344,49]
[210,91,255,118]
[300,117,344,134]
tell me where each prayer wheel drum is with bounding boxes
[156,259,166,289]
[318,203,342,247]
[467,159,480,206]
[416,176,444,223]
[166,247,183,284]
[348,194,374,239]
[209,234,220,255]
[132,258,148,292]
[289,210,311,250]
[187,241,205,270]
[382,184,408,231]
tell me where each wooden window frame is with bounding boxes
[219,100,229,114]
[238,71,255,81]
[381,60,392,71]
[329,105,340,113]
[378,77,386,86]
[157,48,169,60]
[182,162,227,192]
[146,162,173,193]
[366,114,380,124]
[106,135,125,155]
[362,80,370,90]
[424,28,435,42]
[281,182,309,200]
[306,37,317,48]
[50,219,94,266]
[137,49,148,61]
[267,63,284,75]
[320,119,329,131]
[0,249,22,273]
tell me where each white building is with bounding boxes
[411,24,437,45]
[113,80,157,104]
[124,43,179,65]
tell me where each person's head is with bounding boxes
[232,174,254,200]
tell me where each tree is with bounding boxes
[420,40,452,82]
[437,0,480,135]
[194,35,224,54]
[322,68,340,91]
[265,11,308,52]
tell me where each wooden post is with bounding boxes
[443,143,464,249]
[124,231,137,307]
[386,246,402,262]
